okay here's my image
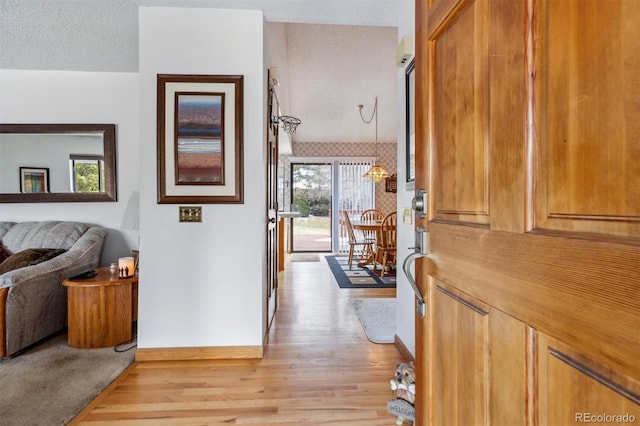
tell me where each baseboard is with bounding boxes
[394,334,415,363]
[135,345,264,362]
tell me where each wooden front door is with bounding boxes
[266,75,279,333]
[414,0,640,424]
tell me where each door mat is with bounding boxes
[351,298,395,343]
[325,255,396,289]
[289,253,321,262]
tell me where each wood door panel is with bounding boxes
[433,284,489,426]
[488,0,527,233]
[427,221,640,379]
[431,282,530,426]
[535,0,640,237]
[431,0,489,224]
[488,308,530,426]
[417,0,640,424]
[538,334,640,425]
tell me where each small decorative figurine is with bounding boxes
[387,361,416,425]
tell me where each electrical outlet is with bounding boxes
[179,206,202,222]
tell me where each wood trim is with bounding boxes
[436,284,489,315]
[526,325,538,426]
[135,345,264,362]
[394,334,415,363]
[415,2,429,425]
[549,349,640,405]
[0,287,7,357]
[426,0,475,40]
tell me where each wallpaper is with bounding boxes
[282,141,397,215]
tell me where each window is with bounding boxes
[69,154,105,193]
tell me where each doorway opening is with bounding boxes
[290,163,332,252]
[288,160,376,253]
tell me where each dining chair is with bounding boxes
[359,209,384,251]
[342,211,374,270]
[373,211,397,277]
[360,209,384,222]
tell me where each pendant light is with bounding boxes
[358,97,390,182]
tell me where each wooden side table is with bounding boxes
[62,266,138,349]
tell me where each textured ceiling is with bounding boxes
[285,23,398,144]
[0,0,408,144]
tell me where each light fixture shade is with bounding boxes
[120,190,140,231]
[363,164,390,182]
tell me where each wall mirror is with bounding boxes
[0,124,117,203]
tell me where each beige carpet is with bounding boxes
[0,332,135,425]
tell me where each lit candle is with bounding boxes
[118,256,135,278]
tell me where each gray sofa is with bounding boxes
[0,221,106,357]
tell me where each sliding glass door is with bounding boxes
[290,163,332,252]
[289,160,375,253]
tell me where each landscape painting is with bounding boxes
[175,93,224,184]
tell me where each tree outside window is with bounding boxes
[70,155,104,193]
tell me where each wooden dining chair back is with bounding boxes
[360,209,384,222]
[342,211,373,270]
[374,211,397,277]
[359,209,384,245]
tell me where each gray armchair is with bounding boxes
[0,221,106,357]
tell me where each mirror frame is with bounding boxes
[0,123,117,203]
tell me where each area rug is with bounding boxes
[325,255,396,288]
[351,298,396,344]
[0,332,135,426]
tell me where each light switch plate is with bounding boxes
[179,206,202,222]
[403,207,413,224]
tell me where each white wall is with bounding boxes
[264,22,293,155]
[0,70,141,265]
[137,7,266,349]
[395,0,416,356]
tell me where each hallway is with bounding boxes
[71,257,402,424]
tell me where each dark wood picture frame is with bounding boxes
[19,167,50,193]
[157,74,244,204]
[0,123,117,203]
[405,58,416,183]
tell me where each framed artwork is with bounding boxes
[385,174,398,193]
[157,74,244,204]
[19,167,49,193]
[405,58,416,184]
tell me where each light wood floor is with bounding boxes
[71,255,404,425]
